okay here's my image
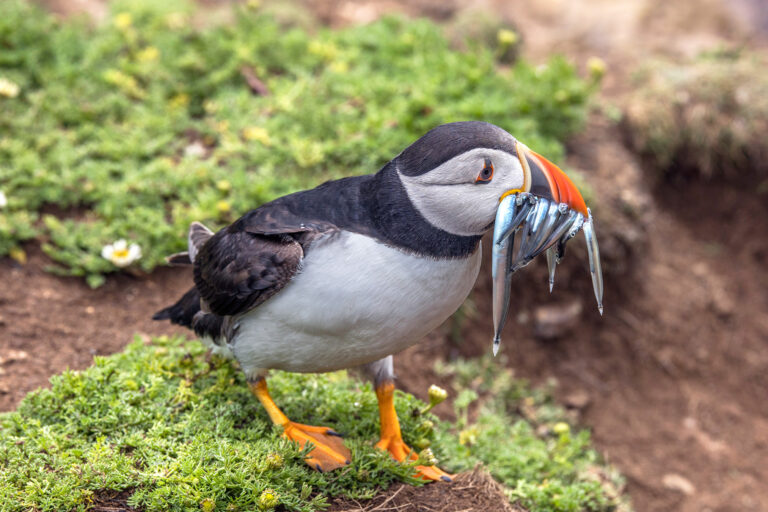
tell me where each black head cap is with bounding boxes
[397,121,519,177]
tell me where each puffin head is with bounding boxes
[396,121,587,237]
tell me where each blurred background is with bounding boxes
[1,0,767,511]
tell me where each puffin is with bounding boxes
[153,121,590,481]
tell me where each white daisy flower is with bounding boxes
[101,239,142,267]
[0,78,20,98]
[0,190,6,208]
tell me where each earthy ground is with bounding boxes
[328,468,522,512]
[5,0,768,511]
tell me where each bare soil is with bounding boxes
[7,1,768,511]
[0,246,189,408]
[328,468,522,512]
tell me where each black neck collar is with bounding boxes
[359,161,482,259]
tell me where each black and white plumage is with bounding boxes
[154,122,530,375]
[154,121,590,477]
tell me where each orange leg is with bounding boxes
[250,378,351,472]
[374,380,452,482]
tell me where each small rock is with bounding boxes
[662,473,695,495]
[564,389,591,410]
[709,288,734,318]
[533,300,582,339]
[0,349,29,365]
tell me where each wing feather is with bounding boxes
[193,226,306,317]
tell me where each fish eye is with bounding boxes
[476,159,494,183]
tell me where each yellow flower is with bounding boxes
[169,93,189,109]
[330,61,349,73]
[216,120,230,133]
[166,12,186,30]
[428,384,448,406]
[242,126,271,145]
[553,422,570,435]
[103,69,144,99]
[264,453,283,469]
[114,12,133,30]
[0,78,20,98]
[216,200,231,214]
[308,40,338,61]
[101,239,142,267]
[200,498,215,512]
[587,56,607,80]
[9,247,27,265]
[203,100,219,114]
[418,448,438,466]
[459,426,479,446]
[497,29,518,46]
[216,180,231,192]
[257,490,279,510]
[137,46,160,62]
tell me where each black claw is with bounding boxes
[345,459,351,465]
[315,464,323,472]
[326,430,344,437]
[440,475,452,482]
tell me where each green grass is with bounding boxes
[0,336,627,511]
[0,0,594,286]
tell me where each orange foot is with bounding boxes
[283,421,351,472]
[376,435,453,482]
[250,378,350,473]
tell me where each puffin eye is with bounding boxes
[476,159,494,183]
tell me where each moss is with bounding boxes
[0,0,594,285]
[0,337,628,511]
[624,49,768,182]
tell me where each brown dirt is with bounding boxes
[7,1,768,512]
[83,469,520,512]
[456,120,768,512]
[91,489,139,512]
[327,468,522,512]
[0,245,189,410]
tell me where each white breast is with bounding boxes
[230,232,482,378]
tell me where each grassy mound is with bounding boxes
[0,0,594,286]
[0,336,627,511]
[624,50,768,183]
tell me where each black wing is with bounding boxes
[192,201,339,318]
[193,229,303,317]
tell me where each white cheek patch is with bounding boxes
[399,148,525,236]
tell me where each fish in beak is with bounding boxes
[491,142,603,355]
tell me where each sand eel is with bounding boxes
[154,121,593,481]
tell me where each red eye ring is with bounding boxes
[476,159,494,183]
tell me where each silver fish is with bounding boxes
[491,195,520,356]
[582,209,604,315]
[491,193,603,355]
[546,246,557,293]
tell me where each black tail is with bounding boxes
[152,287,201,329]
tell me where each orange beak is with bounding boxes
[516,142,588,217]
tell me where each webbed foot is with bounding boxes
[283,421,351,472]
[376,434,453,482]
